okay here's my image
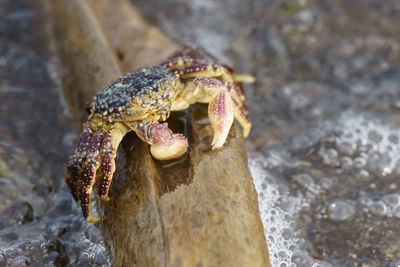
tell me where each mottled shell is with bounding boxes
[92,66,180,119]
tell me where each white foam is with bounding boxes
[251,110,400,265]
[249,155,312,266]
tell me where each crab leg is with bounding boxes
[127,121,188,160]
[65,123,92,202]
[172,77,235,149]
[99,123,129,202]
[80,129,104,222]
[208,87,234,149]
[227,83,251,138]
[171,77,228,109]
[160,56,202,70]
[161,57,255,84]
[177,63,235,83]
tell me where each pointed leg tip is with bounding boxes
[101,195,111,202]
[86,216,102,223]
[208,89,234,149]
[232,73,256,83]
[243,123,251,138]
[211,137,225,150]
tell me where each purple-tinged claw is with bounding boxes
[65,161,81,201]
[100,153,114,201]
[81,188,90,219]
[80,129,104,222]
[80,187,101,223]
[65,123,93,202]
[99,132,116,201]
[80,159,97,221]
[208,89,234,149]
[149,122,188,160]
[77,124,92,153]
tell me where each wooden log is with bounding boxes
[49,0,122,130]
[86,0,176,71]
[49,0,270,265]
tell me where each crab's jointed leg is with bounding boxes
[227,82,251,138]
[168,61,252,138]
[208,87,234,148]
[65,124,93,202]
[172,77,235,149]
[80,129,104,223]
[127,121,188,160]
[162,57,255,84]
[160,56,202,70]
[162,57,253,138]
[177,63,236,83]
[98,123,129,202]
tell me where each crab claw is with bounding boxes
[149,123,188,160]
[208,89,234,149]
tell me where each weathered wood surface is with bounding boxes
[50,0,122,130]
[50,0,270,266]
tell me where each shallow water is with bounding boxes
[1,0,400,266]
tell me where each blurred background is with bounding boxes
[1,0,400,266]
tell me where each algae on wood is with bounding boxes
[50,0,270,266]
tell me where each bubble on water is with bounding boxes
[281,228,296,240]
[368,130,383,143]
[334,111,400,176]
[368,152,392,176]
[357,170,370,179]
[353,157,367,168]
[365,200,387,216]
[318,177,334,190]
[291,251,314,267]
[336,141,357,156]
[382,194,400,209]
[277,196,295,212]
[340,156,353,169]
[294,173,314,188]
[326,199,356,221]
[319,148,339,167]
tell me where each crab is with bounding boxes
[65,54,253,222]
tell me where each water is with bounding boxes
[2,0,400,266]
[250,111,400,265]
